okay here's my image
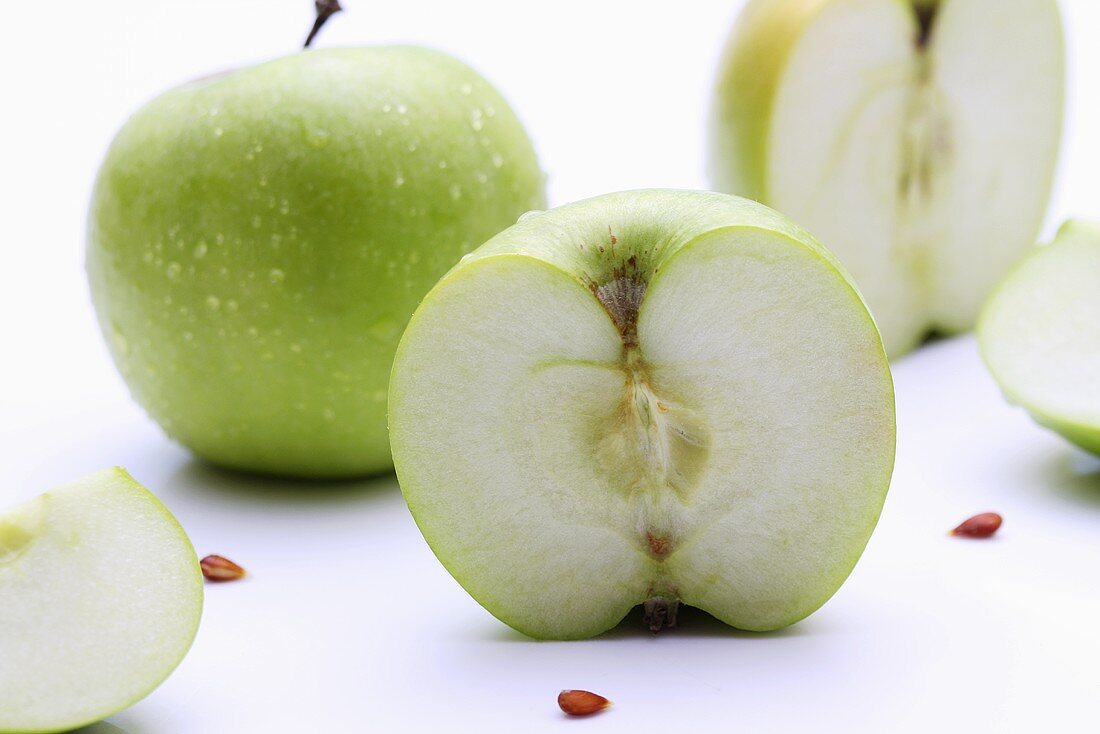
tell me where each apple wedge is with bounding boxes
[708,0,1064,357]
[389,190,896,640]
[979,221,1100,455]
[0,469,202,733]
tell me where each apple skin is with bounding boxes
[87,46,545,478]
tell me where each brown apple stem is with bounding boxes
[642,597,680,633]
[304,0,343,48]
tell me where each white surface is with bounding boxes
[2,1,1100,732]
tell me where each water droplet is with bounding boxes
[394,174,405,187]
[323,407,336,421]
[407,142,418,153]
[166,262,182,279]
[192,242,208,259]
[476,172,488,183]
[252,215,262,228]
[142,251,154,264]
[382,103,393,113]
[484,104,496,117]
[225,299,239,313]
[307,128,330,148]
[279,200,290,215]
[290,342,303,354]
[213,127,224,137]
[205,295,221,310]
[246,326,259,338]
[183,331,194,342]
[268,268,285,285]
[492,153,505,168]
[471,118,484,131]
[438,160,448,169]
[450,184,463,200]
[460,83,473,95]
[259,176,269,188]
[397,104,407,114]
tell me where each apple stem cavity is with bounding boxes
[643,597,680,633]
[913,0,940,48]
[304,0,343,49]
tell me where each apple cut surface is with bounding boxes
[0,469,202,734]
[708,0,1064,356]
[979,221,1100,455]
[389,190,895,640]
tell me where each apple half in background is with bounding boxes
[979,221,1100,455]
[708,0,1064,357]
[0,469,202,734]
[389,190,896,640]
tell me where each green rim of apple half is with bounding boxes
[978,221,1100,456]
[389,190,896,640]
[0,469,203,734]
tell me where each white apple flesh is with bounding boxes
[979,221,1100,455]
[0,469,203,733]
[709,0,1064,356]
[389,190,896,639]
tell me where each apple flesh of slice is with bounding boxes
[708,0,1064,357]
[389,190,896,640]
[979,221,1100,455]
[0,469,203,733]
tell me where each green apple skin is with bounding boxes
[0,469,202,734]
[88,46,546,478]
[979,221,1100,455]
[390,190,896,640]
[708,0,1065,358]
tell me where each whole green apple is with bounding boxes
[390,190,895,639]
[88,46,545,478]
[0,469,202,733]
[708,0,1064,357]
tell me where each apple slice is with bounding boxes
[979,221,1100,455]
[389,190,896,639]
[0,469,203,733]
[708,0,1064,357]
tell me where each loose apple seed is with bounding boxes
[200,554,247,581]
[950,513,1003,539]
[558,690,611,717]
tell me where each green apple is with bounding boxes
[0,469,202,733]
[389,190,896,639]
[708,0,1064,357]
[88,46,545,478]
[979,221,1100,455]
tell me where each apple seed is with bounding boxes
[558,690,611,717]
[950,513,1002,539]
[200,554,247,581]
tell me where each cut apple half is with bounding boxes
[708,0,1065,356]
[0,469,203,734]
[390,190,896,640]
[979,221,1100,455]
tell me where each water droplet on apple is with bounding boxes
[484,104,496,117]
[407,142,418,153]
[307,128,330,148]
[397,104,408,115]
[394,174,405,187]
[382,103,393,113]
[183,331,194,342]
[225,299,239,313]
[460,83,473,95]
[246,326,259,338]
[268,268,286,285]
[259,176,269,188]
[290,342,303,354]
[193,242,208,259]
[166,262,182,279]
[492,153,505,168]
[205,295,221,310]
[438,160,448,169]
[323,407,336,421]
[213,127,224,137]
[279,200,290,215]
[450,184,463,200]
[252,215,262,229]
[142,251,154,264]
[476,172,488,184]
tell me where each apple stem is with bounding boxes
[914,2,937,48]
[304,0,343,48]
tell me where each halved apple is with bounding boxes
[389,190,896,640]
[708,0,1064,356]
[0,469,203,733]
[979,221,1100,455]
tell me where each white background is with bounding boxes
[2,1,1100,731]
